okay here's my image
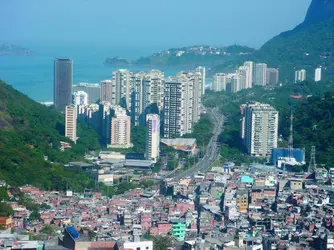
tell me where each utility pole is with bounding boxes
[308,146,317,174]
[288,111,294,160]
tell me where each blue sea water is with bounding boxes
[0,44,188,102]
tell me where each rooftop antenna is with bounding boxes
[288,111,294,161]
[308,146,317,173]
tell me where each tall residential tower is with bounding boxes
[146,114,160,162]
[254,63,267,86]
[54,58,73,110]
[242,102,278,157]
[65,105,77,143]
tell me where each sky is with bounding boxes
[1,0,312,49]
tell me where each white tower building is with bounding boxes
[242,102,278,157]
[254,63,267,86]
[196,66,206,95]
[212,73,227,92]
[243,61,253,88]
[295,69,306,83]
[72,91,88,106]
[315,67,322,82]
[146,114,160,162]
[65,105,77,143]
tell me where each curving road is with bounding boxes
[165,107,224,181]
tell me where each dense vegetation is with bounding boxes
[183,113,213,147]
[203,81,334,167]
[252,17,334,82]
[0,80,100,191]
[213,13,334,82]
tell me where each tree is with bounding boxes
[40,225,56,236]
[0,202,14,217]
[29,210,40,221]
[152,235,175,250]
[0,187,9,201]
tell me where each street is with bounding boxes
[165,107,224,181]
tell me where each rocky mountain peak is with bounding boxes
[304,0,334,25]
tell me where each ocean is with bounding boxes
[0,44,190,102]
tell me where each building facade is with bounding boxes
[238,66,249,90]
[112,69,131,109]
[73,82,100,104]
[109,106,131,148]
[196,66,206,95]
[231,75,240,93]
[315,67,322,82]
[54,58,73,110]
[243,61,253,88]
[254,63,267,86]
[163,81,183,138]
[146,114,160,162]
[266,68,279,86]
[65,105,77,143]
[295,69,306,83]
[100,80,113,103]
[72,91,88,106]
[242,102,278,157]
[212,73,227,92]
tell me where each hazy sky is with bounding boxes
[1,0,311,48]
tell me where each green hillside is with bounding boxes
[252,17,334,81]
[213,0,334,81]
[203,81,334,167]
[0,80,100,190]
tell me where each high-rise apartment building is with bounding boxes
[242,102,278,157]
[315,67,322,82]
[99,102,113,144]
[73,83,100,104]
[109,106,132,148]
[112,69,131,109]
[238,66,249,90]
[243,61,253,88]
[65,105,77,143]
[146,114,160,162]
[231,75,240,93]
[196,66,206,95]
[177,71,202,124]
[100,80,113,103]
[54,58,73,110]
[180,75,194,134]
[130,70,164,126]
[131,72,146,126]
[143,70,164,112]
[212,73,227,92]
[163,80,183,138]
[72,91,88,106]
[254,63,267,86]
[295,69,306,83]
[163,71,202,138]
[266,68,279,86]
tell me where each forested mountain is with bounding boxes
[203,81,334,167]
[0,80,100,190]
[252,0,334,81]
[105,45,255,67]
[214,0,334,82]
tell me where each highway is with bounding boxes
[165,107,224,181]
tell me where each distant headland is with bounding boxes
[0,44,35,55]
[104,45,255,68]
